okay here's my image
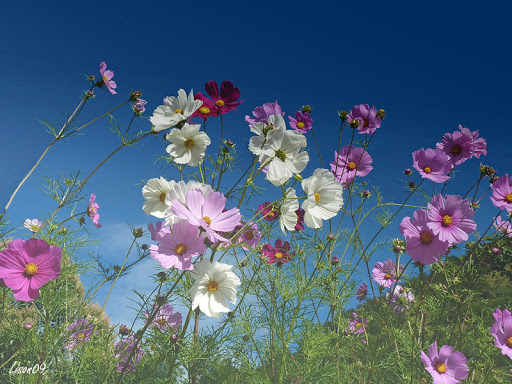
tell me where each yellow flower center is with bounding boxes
[435,362,447,374]
[102,75,108,83]
[77,333,85,340]
[215,100,225,107]
[506,336,512,348]
[159,192,166,203]
[267,212,275,219]
[174,108,183,114]
[184,139,195,149]
[420,232,432,244]
[275,252,283,259]
[384,273,392,280]
[297,121,305,129]
[158,318,167,326]
[442,215,453,227]
[424,167,432,174]
[355,322,362,328]
[175,243,187,255]
[25,263,38,276]
[505,193,512,203]
[451,144,462,155]
[347,162,356,170]
[275,149,287,162]
[314,193,321,203]
[199,106,211,115]
[203,216,212,225]
[208,280,219,292]
[245,231,254,240]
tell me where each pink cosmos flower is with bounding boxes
[148,222,171,242]
[490,174,512,213]
[492,307,512,335]
[115,336,144,373]
[347,104,381,135]
[346,312,368,334]
[294,208,305,231]
[412,148,452,183]
[87,193,102,228]
[66,319,94,350]
[0,238,62,301]
[262,239,293,265]
[171,190,241,243]
[421,341,469,384]
[99,61,117,95]
[258,202,280,221]
[386,285,414,314]
[331,146,373,186]
[144,304,182,331]
[436,130,475,166]
[426,194,477,244]
[356,283,368,301]
[372,259,404,289]
[245,101,284,128]
[133,99,147,114]
[236,222,261,249]
[204,80,243,115]
[288,111,313,133]
[492,315,512,360]
[494,216,512,238]
[458,124,487,158]
[190,92,220,121]
[400,209,450,265]
[150,221,206,270]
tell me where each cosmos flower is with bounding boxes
[346,312,368,334]
[24,218,43,233]
[426,194,477,244]
[99,61,117,95]
[288,110,313,133]
[436,130,475,166]
[412,148,452,183]
[400,209,450,265]
[132,99,147,114]
[490,174,512,213]
[236,222,261,249]
[372,259,404,289]
[189,259,241,318]
[142,177,176,219]
[149,221,206,271]
[165,123,211,167]
[386,285,414,314]
[279,188,300,233]
[163,180,213,226]
[87,193,102,228]
[66,319,94,350]
[458,124,487,158]
[249,114,287,142]
[150,89,203,132]
[0,238,62,301]
[144,304,182,331]
[331,146,373,186]
[261,239,293,265]
[115,336,144,373]
[492,315,512,360]
[347,104,381,135]
[204,80,243,115]
[492,307,512,335]
[420,341,469,384]
[245,101,284,128]
[189,92,219,121]
[356,283,368,301]
[258,202,280,221]
[494,216,512,238]
[302,169,344,229]
[294,208,305,232]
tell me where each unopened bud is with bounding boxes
[363,190,370,198]
[170,333,179,343]
[133,227,143,238]
[349,119,360,129]
[294,174,303,182]
[403,168,412,176]
[24,322,33,330]
[225,139,234,147]
[408,181,415,189]
[141,244,148,250]
[492,247,501,255]
[130,91,142,102]
[339,111,348,121]
[302,105,312,114]
[377,109,386,119]
[331,256,339,265]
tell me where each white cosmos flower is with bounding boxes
[24,218,43,233]
[142,177,176,219]
[163,181,213,226]
[165,123,211,167]
[301,168,344,229]
[189,259,241,318]
[279,188,299,233]
[257,128,308,186]
[248,114,287,156]
[150,89,203,132]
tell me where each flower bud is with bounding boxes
[141,244,148,250]
[331,256,339,265]
[170,333,179,343]
[363,190,370,198]
[24,322,33,330]
[349,119,360,129]
[302,105,312,114]
[130,91,142,102]
[327,234,335,241]
[294,174,303,182]
[157,271,167,282]
[492,247,502,254]
[403,168,412,176]
[408,181,415,189]
[119,324,131,336]
[133,227,143,238]
[377,109,386,119]
[338,111,348,121]
[155,295,167,305]
[88,75,96,82]
[225,139,234,147]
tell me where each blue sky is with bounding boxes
[1,1,511,326]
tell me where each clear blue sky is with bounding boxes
[1,0,511,325]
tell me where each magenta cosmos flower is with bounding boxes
[294,208,305,231]
[386,285,414,314]
[412,148,452,183]
[400,209,450,265]
[115,336,144,373]
[87,193,102,228]
[458,124,487,158]
[0,238,61,301]
[258,202,280,221]
[490,174,512,213]
[346,312,368,334]
[190,92,220,121]
[356,283,368,301]
[427,194,476,244]
[204,80,243,115]
[149,221,206,271]
[372,259,404,289]
[261,239,293,265]
[245,100,284,128]
[145,303,182,331]
[494,216,512,238]
[347,104,381,135]
[288,111,313,133]
[436,129,475,166]
[331,146,373,186]
[421,341,469,384]
[171,190,241,243]
[66,319,94,350]
[99,61,117,95]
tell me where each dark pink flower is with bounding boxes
[346,312,367,334]
[412,148,452,183]
[245,101,284,128]
[372,259,404,289]
[288,111,313,133]
[400,209,450,265]
[0,238,62,301]
[87,193,102,228]
[261,239,293,265]
[426,194,476,244]
[331,146,373,186]
[115,336,144,373]
[494,216,512,238]
[347,104,381,135]
[204,80,243,115]
[490,174,512,213]
[189,92,219,121]
[294,208,305,231]
[458,124,487,158]
[421,341,469,384]
[356,283,368,301]
[258,202,280,221]
[144,304,182,331]
[436,130,474,166]
[99,61,117,95]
